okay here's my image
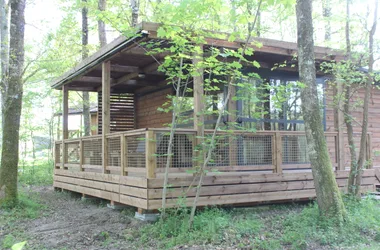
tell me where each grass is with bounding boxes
[136,196,380,249]
[0,191,46,249]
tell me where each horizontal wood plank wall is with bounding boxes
[53,168,380,211]
[146,169,379,209]
[98,92,135,134]
[135,88,173,128]
[325,82,380,167]
[53,169,148,209]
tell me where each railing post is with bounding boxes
[367,133,373,169]
[54,142,60,169]
[274,132,283,174]
[62,141,67,169]
[229,133,237,167]
[146,130,157,178]
[79,139,84,172]
[120,135,127,176]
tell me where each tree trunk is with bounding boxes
[130,0,139,27]
[0,0,9,124]
[296,0,346,221]
[344,0,359,194]
[354,0,378,197]
[82,0,90,136]
[98,0,107,47]
[0,0,25,206]
[322,0,331,41]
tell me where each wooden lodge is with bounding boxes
[52,22,380,212]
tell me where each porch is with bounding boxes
[51,22,380,211]
[53,128,379,210]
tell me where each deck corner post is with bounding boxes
[62,85,69,170]
[102,60,111,174]
[274,132,283,174]
[146,130,157,178]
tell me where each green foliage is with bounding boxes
[18,160,54,186]
[134,198,380,249]
[0,191,45,222]
[139,208,262,248]
[11,241,27,250]
[277,197,380,249]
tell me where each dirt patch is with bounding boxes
[0,187,149,250]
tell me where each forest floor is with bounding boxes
[1,186,380,250]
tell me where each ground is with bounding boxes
[1,186,380,250]
[0,186,144,250]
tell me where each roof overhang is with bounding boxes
[51,22,345,92]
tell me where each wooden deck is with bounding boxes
[53,128,380,210]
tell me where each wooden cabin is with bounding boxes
[52,22,380,213]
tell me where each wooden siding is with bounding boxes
[325,83,380,167]
[135,88,173,128]
[53,168,379,210]
[98,92,135,133]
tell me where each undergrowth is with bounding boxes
[0,192,45,249]
[18,159,54,186]
[136,196,380,249]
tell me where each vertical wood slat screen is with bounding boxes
[98,92,135,134]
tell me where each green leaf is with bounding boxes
[12,242,27,250]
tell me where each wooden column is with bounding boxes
[274,132,283,173]
[102,61,111,174]
[193,45,204,166]
[79,139,84,171]
[146,130,157,178]
[228,84,237,166]
[120,135,127,176]
[334,81,345,170]
[367,133,373,169]
[61,85,69,169]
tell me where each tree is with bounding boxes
[296,0,346,222]
[82,0,90,136]
[347,0,378,197]
[0,0,9,121]
[98,0,107,47]
[130,0,138,27]
[0,0,26,206]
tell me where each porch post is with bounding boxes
[61,85,69,169]
[228,84,237,166]
[102,61,111,174]
[334,81,345,170]
[193,45,204,166]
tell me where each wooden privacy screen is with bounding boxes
[98,92,135,133]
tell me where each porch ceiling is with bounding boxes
[51,22,344,92]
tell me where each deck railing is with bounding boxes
[54,128,373,177]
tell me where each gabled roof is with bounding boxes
[51,22,344,92]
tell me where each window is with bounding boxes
[237,75,326,131]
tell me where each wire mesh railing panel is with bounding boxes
[126,134,146,168]
[156,133,194,168]
[55,143,62,164]
[282,135,309,164]
[108,137,121,167]
[237,135,273,166]
[205,134,230,167]
[65,141,80,164]
[83,138,102,166]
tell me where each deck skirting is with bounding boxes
[53,168,380,210]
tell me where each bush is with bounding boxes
[18,159,54,186]
[139,207,262,248]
